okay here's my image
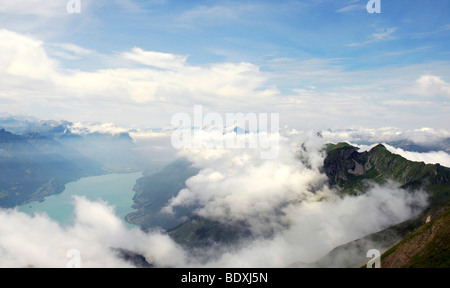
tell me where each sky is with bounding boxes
[0,0,449,130]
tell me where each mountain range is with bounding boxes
[129,142,450,267]
[300,143,449,267]
[1,116,448,267]
[0,118,148,207]
[0,129,103,207]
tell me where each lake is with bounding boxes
[18,172,142,228]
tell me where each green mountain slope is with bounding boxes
[320,143,450,268]
[168,216,252,248]
[324,143,450,206]
[379,204,450,268]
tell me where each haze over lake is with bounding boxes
[18,172,142,228]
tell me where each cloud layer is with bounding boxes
[0,29,449,130]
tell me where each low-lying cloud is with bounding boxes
[0,196,187,268]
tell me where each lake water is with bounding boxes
[18,172,142,228]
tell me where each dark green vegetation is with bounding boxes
[168,216,251,248]
[380,204,450,268]
[324,143,450,207]
[321,143,450,268]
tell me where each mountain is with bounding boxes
[323,143,450,207]
[59,131,147,173]
[316,143,450,268]
[313,201,450,268]
[0,116,149,173]
[379,203,450,268]
[153,142,450,267]
[0,116,155,209]
[125,159,257,247]
[0,129,103,208]
[168,216,252,248]
[125,158,200,231]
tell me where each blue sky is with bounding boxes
[0,0,449,130]
[57,0,450,67]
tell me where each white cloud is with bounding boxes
[336,4,366,13]
[121,47,187,70]
[0,29,58,79]
[0,29,278,126]
[0,0,66,17]
[322,127,450,146]
[416,74,450,98]
[383,144,450,168]
[47,43,95,60]
[177,4,261,24]
[0,29,448,130]
[205,183,427,267]
[69,122,129,135]
[179,5,239,22]
[0,196,187,268]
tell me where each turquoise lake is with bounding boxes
[18,172,142,228]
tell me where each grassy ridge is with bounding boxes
[380,207,450,268]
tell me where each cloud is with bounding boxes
[205,182,427,267]
[0,29,278,126]
[161,130,428,267]
[0,29,448,130]
[69,122,129,135]
[416,74,450,98]
[0,196,187,268]
[179,5,239,22]
[336,3,366,13]
[121,47,187,70]
[0,29,59,80]
[0,0,66,17]
[162,131,326,230]
[373,27,398,41]
[383,144,450,168]
[177,4,261,24]
[321,126,450,147]
[47,43,95,60]
[347,27,398,47]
